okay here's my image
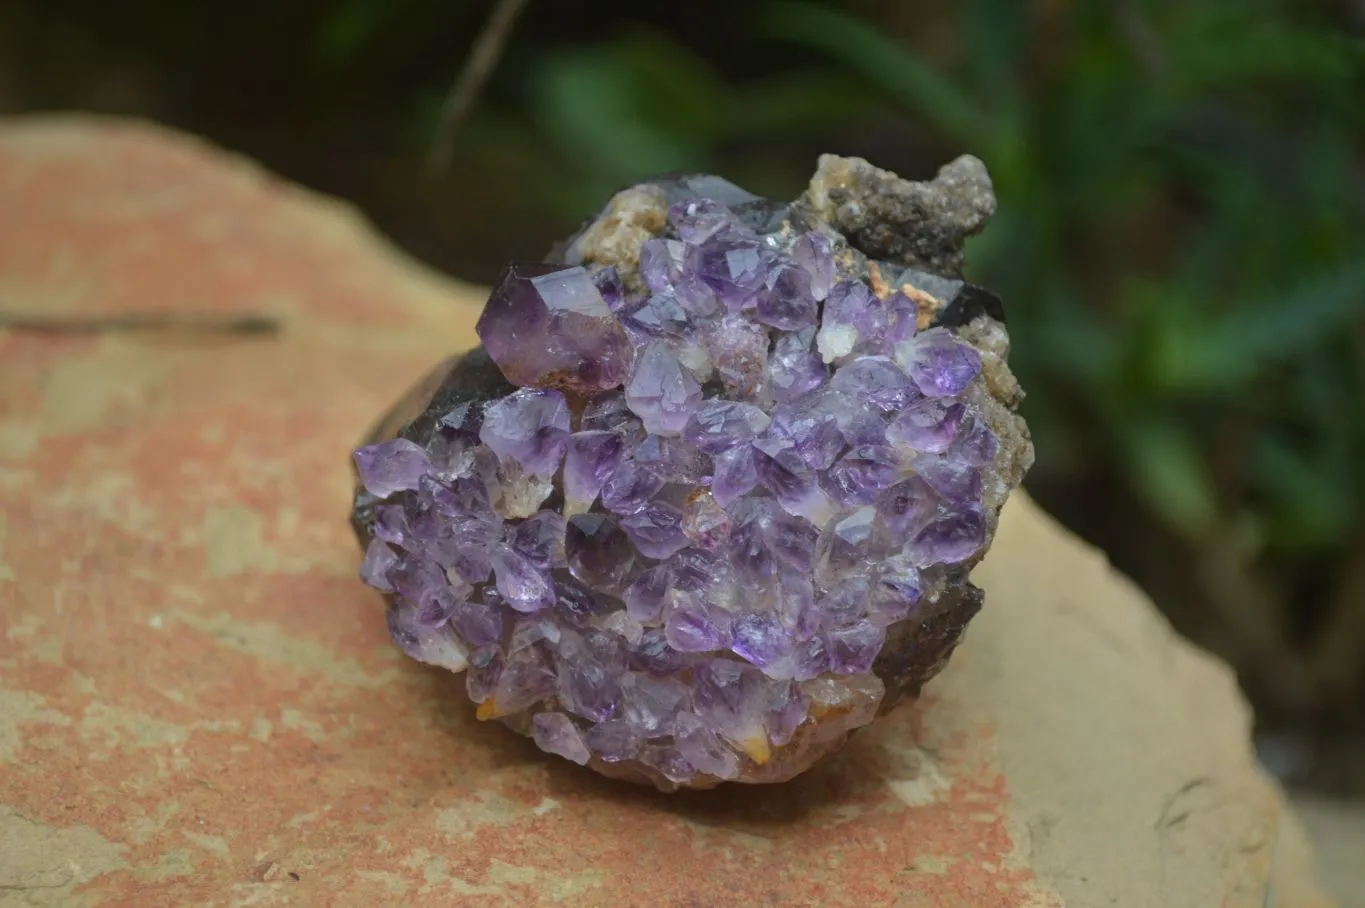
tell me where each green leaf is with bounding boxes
[1249,435,1355,552]
[963,0,1029,94]
[759,1,990,146]
[1116,415,1220,538]
[527,39,717,183]
[1161,261,1365,391]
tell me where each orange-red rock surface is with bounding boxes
[0,116,1335,907]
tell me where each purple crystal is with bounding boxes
[874,476,938,542]
[814,507,879,583]
[768,399,845,470]
[491,544,555,612]
[754,442,836,526]
[691,660,774,756]
[510,510,565,568]
[816,280,873,362]
[909,504,987,566]
[557,631,623,721]
[711,444,760,507]
[668,197,735,245]
[950,414,998,466]
[683,400,771,454]
[912,453,982,503]
[629,627,695,675]
[896,327,982,397]
[827,620,885,674]
[593,266,626,312]
[729,498,818,585]
[690,237,769,311]
[664,598,733,653]
[565,513,636,591]
[731,611,788,671]
[624,565,671,623]
[354,438,431,498]
[704,313,768,400]
[360,539,398,591]
[372,504,411,547]
[486,642,558,716]
[618,291,693,342]
[792,232,835,301]
[674,712,740,779]
[669,547,730,594]
[477,263,633,392]
[600,460,664,514]
[884,291,920,344]
[466,645,504,703]
[388,554,447,608]
[586,718,641,762]
[449,594,504,647]
[639,238,688,294]
[769,328,828,403]
[887,398,965,454]
[428,512,497,585]
[479,388,571,477]
[764,681,809,745]
[632,434,709,483]
[619,672,690,736]
[868,569,922,626]
[532,712,591,765]
[625,343,702,436]
[580,391,640,435]
[829,357,916,412]
[640,745,695,784]
[426,431,476,481]
[563,430,626,511]
[387,604,468,671]
[681,489,731,550]
[413,587,459,628]
[815,577,872,629]
[777,569,819,639]
[619,501,688,559]
[756,263,817,330]
[824,445,902,506]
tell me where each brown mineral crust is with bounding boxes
[557,184,669,293]
[875,579,984,712]
[797,154,997,277]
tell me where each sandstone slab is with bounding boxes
[0,116,1335,907]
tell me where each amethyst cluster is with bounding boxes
[351,155,1032,789]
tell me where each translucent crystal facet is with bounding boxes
[477,263,633,392]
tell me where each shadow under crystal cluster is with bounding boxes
[350,155,1033,790]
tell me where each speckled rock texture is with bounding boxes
[0,116,1336,907]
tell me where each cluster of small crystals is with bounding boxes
[352,189,997,783]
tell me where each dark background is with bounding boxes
[4,0,1364,792]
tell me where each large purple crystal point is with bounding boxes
[477,263,633,392]
[353,152,1032,791]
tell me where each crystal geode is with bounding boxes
[350,155,1033,790]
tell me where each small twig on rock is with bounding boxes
[0,311,281,336]
[425,0,531,175]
